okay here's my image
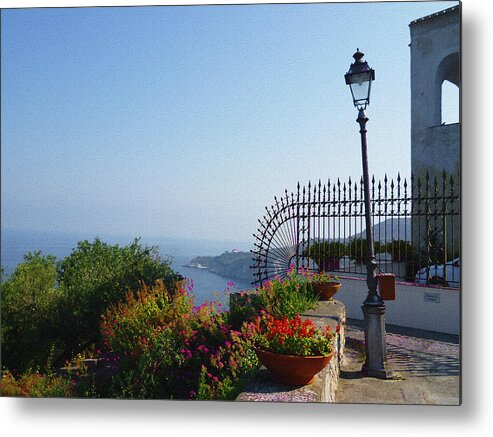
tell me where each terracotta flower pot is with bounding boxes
[312,282,341,300]
[254,347,333,386]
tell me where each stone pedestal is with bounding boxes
[362,304,394,379]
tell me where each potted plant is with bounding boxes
[251,314,334,386]
[304,270,341,301]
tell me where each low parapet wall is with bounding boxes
[334,276,460,335]
[236,300,346,403]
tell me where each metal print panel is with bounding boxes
[1,1,461,405]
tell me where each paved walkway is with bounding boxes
[335,320,460,405]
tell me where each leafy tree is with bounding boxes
[57,238,182,358]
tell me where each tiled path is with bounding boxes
[345,323,460,377]
[335,321,460,405]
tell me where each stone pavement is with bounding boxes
[335,319,461,405]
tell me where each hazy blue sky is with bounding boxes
[1,1,459,244]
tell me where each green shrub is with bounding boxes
[382,240,413,262]
[0,252,65,373]
[303,241,346,270]
[347,238,385,264]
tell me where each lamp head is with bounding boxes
[344,49,375,110]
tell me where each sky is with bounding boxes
[1,0,459,245]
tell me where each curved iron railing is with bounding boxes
[251,171,460,288]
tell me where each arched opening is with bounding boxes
[435,52,460,125]
[441,79,459,124]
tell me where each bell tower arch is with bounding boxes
[409,5,460,181]
[409,5,461,266]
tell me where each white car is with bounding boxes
[415,257,460,288]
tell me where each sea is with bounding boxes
[1,229,254,308]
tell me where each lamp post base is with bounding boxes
[361,304,395,379]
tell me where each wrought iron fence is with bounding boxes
[251,171,460,288]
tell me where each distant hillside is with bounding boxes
[186,251,254,283]
[186,219,411,282]
[352,218,411,242]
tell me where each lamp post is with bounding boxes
[345,49,393,379]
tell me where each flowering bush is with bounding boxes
[99,280,259,400]
[252,314,333,357]
[229,268,318,327]
[1,370,75,398]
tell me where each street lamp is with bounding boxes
[345,49,393,379]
